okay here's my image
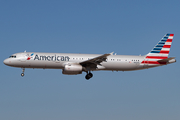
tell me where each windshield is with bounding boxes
[9,55,16,58]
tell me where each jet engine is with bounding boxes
[62,64,83,75]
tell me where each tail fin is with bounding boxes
[146,33,174,60]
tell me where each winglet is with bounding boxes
[110,52,114,55]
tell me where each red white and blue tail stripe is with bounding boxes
[142,33,174,65]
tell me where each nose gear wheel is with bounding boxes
[21,68,25,77]
[21,73,24,77]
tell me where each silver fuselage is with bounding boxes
[3,52,163,71]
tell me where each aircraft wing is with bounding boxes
[80,52,113,67]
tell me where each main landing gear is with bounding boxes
[85,72,93,80]
[21,68,25,77]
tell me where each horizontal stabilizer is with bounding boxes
[157,57,176,64]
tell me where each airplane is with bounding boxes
[3,33,176,80]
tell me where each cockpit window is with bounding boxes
[9,55,16,58]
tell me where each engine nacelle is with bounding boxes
[62,64,83,75]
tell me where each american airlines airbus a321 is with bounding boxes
[4,34,176,80]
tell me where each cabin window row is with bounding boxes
[71,58,139,62]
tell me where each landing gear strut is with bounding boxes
[85,72,93,80]
[21,68,25,77]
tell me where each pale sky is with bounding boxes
[1,0,180,120]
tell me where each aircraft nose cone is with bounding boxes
[3,59,10,65]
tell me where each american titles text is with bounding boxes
[34,54,70,61]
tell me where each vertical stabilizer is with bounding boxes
[142,34,174,65]
[146,33,174,59]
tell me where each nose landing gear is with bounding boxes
[21,68,25,77]
[85,72,93,80]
